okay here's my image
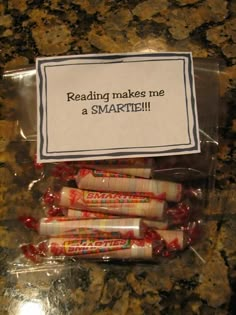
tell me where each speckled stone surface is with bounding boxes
[0,1,236,314]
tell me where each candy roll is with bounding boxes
[95,236,187,259]
[76,169,182,202]
[46,206,119,219]
[21,238,155,261]
[67,209,119,219]
[78,157,155,178]
[79,166,152,178]
[58,187,166,219]
[38,217,145,239]
[49,238,140,256]
[101,239,154,259]
[67,212,170,230]
[51,238,154,259]
[21,232,186,262]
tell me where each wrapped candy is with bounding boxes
[67,209,119,219]
[43,189,191,227]
[20,216,146,239]
[77,157,155,178]
[46,187,167,220]
[76,169,182,202]
[45,205,120,219]
[21,229,187,262]
[66,210,169,229]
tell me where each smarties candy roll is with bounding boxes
[38,217,145,239]
[66,210,169,228]
[67,209,119,219]
[21,231,186,262]
[21,238,154,261]
[78,165,153,178]
[76,169,182,202]
[58,187,166,219]
[77,157,155,178]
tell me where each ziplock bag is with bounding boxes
[1,57,220,264]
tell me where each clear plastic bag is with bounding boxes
[1,57,220,266]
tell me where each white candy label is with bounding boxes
[37,52,200,162]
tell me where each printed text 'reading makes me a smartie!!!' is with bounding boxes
[66,89,165,115]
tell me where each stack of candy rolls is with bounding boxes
[20,158,199,262]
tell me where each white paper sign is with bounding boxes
[37,52,200,162]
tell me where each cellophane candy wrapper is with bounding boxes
[1,58,219,270]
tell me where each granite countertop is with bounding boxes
[0,1,236,314]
